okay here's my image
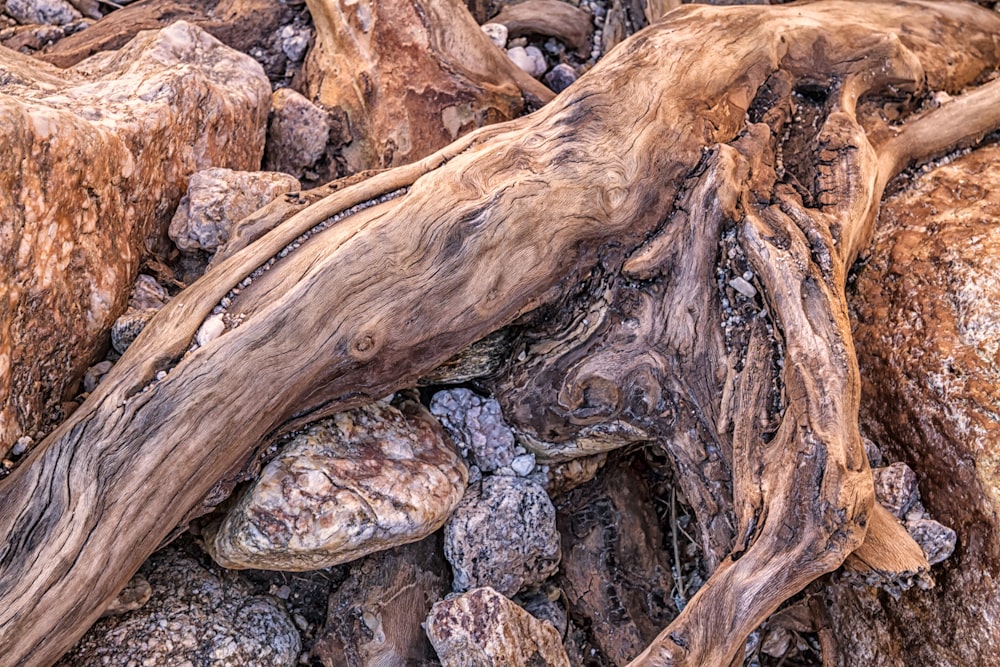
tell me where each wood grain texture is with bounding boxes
[2,3,1000,666]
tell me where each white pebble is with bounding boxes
[481,23,508,49]
[729,276,757,298]
[507,46,544,78]
[524,46,546,76]
[11,436,32,457]
[196,314,226,347]
[511,453,536,476]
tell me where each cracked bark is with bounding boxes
[3,2,1000,665]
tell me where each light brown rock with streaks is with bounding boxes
[205,394,468,571]
[425,586,570,667]
[0,21,269,458]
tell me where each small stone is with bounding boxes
[510,453,535,476]
[169,168,300,254]
[206,396,467,570]
[425,587,570,667]
[862,436,884,467]
[544,63,578,93]
[906,518,957,565]
[263,88,331,181]
[515,587,567,638]
[128,275,169,311]
[728,276,757,298]
[430,388,516,472]
[524,46,547,77]
[506,46,543,78]
[83,360,115,393]
[5,0,81,25]
[873,462,920,519]
[444,475,560,596]
[11,435,32,457]
[111,309,158,355]
[481,22,507,49]
[195,314,226,347]
[279,24,312,62]
[760,626,793,658]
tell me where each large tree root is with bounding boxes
[3,2,1000,665]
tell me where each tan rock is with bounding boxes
[206,395,468,570]
[829,143,1000,665]
[168,167,300,253]
[0,21,269,456]
[425,586,570,667]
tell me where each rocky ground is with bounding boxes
[1,0,993,665]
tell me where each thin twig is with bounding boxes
[671,486,686,601]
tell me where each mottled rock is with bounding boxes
[127,273,169,311]
[872,462,920,519]
[263,87,331,181]
[444,475,560,596]
[425,587,570,667]
[556,456,676,664]
[544,63,577,93]
[828,143,1000,665]
[169,167,300,253]
[279,23,311,62]
[481,22,507,49]
[430,388,517,472]
[5,0,80,25]
[906,517,957,566]
[110,274,171,354]
[58,548,300,666]
[206,396,467,570]
[314,534,449,667]
[0,22,269,453]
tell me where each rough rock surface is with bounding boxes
[556,455,676,665]
[263,87,334,182]
[168,167,300,253]
[425,587,570,667]
[5,0,80,25]
[314,534,449,667]
[829,143,1000,665]
[109,274,171,355]
[206,395,468,570]
[57,547,300,667]
[0,21,269,457]
[430,388,517,473]
[444,475,560,596]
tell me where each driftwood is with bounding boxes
[3,2,1000,665]
[491,0,594,54]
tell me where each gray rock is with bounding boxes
[544,63,578,93]
[430,388,516,472]
[425,587,570,667]
[444,475,560,596]
[206,395,467,571]
[279,24,312,62]
[58,548,300,667]
[906,518,957,565]
[169,167,299,253]
[873,462,920,519]
[5,0,80,25]
[128,274,169,311]
[263,87,331,181]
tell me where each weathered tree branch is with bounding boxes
[3,3,1000,666]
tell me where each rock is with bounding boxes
[168,167,300,254]
[544,63,577,93]
[5,0,80,25]
[425,587,570,667]
[206,395,467,570]
[110,309,158,356]
[872,462,920,519]
[506,45,543,77]
[263,87,332,181]
[279,24,311,62]
[430,388,517,472]
[828,143,1000,665]
[127,274,169,311]
[58,548,300,667]
[906,518,957,566]
[314,534,450,667]
[443,475,560,596]
[555,455,676,664]
[481,22,507,49]
[0,21,269,454]
[99,574,152,618]
[82,360,113,393]
[510,453,535,476]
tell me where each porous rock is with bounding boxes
[828,143,1000,665]
[169,167,300,254]
[206,395,467,571]
[425,586,570,667]
[0,21,269,454]
[5,0,80,26]
[263,87,332,181]
[430,388,517,472]
[443,475,560,596]
[314,534,449,667]
[556,455,676,664]
[58,547,300,667]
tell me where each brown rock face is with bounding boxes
[832,143,1000,665]
[0,22,269,455]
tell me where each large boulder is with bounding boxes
[831,143,1000,665]
[0,21,269,457]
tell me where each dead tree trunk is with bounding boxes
[3,2,1000,665]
